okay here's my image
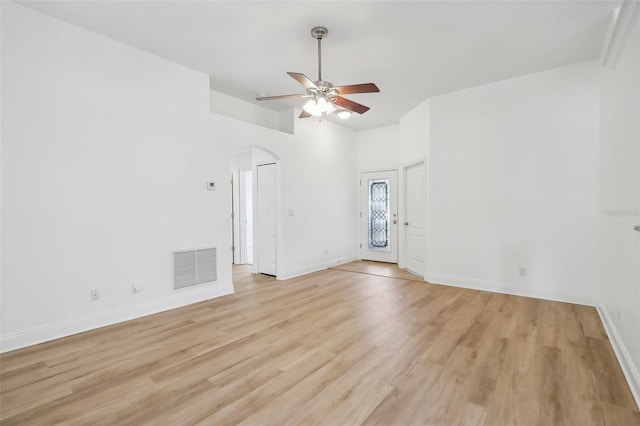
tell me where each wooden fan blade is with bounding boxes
[287,72,318,90]
[299,110,311,118]
[256,94,307,101]
[334,83,380,95]
[334,96,370,114]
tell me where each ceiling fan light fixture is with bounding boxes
[303,98,323,117]
[324,99,337,115]
[303,95,336,117]
[316,96,329,111]
[336,109,352,120]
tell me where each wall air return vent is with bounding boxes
[173,247,217,290]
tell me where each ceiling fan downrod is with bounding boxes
[311,27,328,83]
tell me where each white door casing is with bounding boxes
[404,161,426,277]
[360,170,398,263]
[231,170,240,264]
[257,163,277,275]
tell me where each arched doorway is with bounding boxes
[229,145,280,276]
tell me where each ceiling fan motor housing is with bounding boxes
[308,80,337,97]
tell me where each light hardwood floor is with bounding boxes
[1,261,638,425]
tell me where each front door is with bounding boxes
[360,170,398,263]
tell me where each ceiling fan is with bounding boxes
[256,27,380,120]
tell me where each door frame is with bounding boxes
[400,159,428,277]
[231,169,240,264]
[359,168,399,263]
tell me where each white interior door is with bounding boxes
[257,163,277,275]
[360,170,398,263]
[405,162,426,277]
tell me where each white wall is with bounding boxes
[0,2,234,351]
[0,3,359,351]
[399,99,430,165]
[356,125,399,171]
[366,62,600,305]
[279,119,359,277]
[598,9,640,404]
[425,61,600,304]
[357,63,601,305]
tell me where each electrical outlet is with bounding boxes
[519,267,527,277]
[90,289,100,302]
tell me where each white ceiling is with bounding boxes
[18,0,618,131]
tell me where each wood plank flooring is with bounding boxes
[1,262,638,425]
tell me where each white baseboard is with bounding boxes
[0,282,234,354]
[596,301,640,408]
[424,273,595,306]
[277,257,359,281]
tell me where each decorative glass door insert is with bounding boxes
[368,178,391,252]
[360,170,397,263]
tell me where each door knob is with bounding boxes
[634,225,640,232]
[404,222,409,226]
